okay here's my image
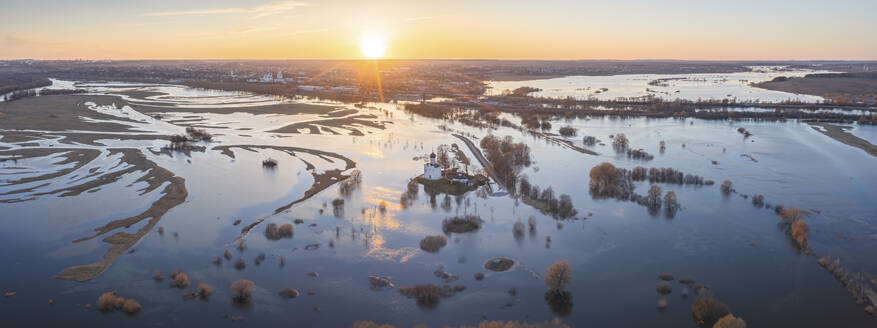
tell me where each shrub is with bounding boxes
[528,216,537,231]
[224,250,232,260]
[152,270,164,281]
[692,296,729,327]
[544,260,572,291]
[558,126,577,137]
[513,221,525,239]
[235,258,246,270]
[752,194,764,207]
[97,291,122,312]
[230,280,255,303]
[265,223,294,240]
[170,272,189,288]
[419,235,447,253]
[442,215,482,234]
[789,220,809,250]
[485,258,515,272]
[197,283,212,298]
[720,180,732,194]
[778,206,810,250]
[279,288,300,299]
[713,314,746,328]
[656,281,672,294]
[657,298,668,309]
[262,158,278,168]
[544,289,573,317]
[658,273,674,281]
[122,299,140,314]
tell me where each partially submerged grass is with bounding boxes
[419,235,447,253]
[485,258,515,272]
[441,215,483,234]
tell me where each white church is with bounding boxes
[423,152,442,180]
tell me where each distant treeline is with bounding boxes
[0,75,51,94]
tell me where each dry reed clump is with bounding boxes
[170,272,189,288]
[234,258,246,270]
[122,299,140,314]
[441,215,483,234]
[720,180,732,194]
[658,273,674,281]
[692,296,729,327]
[713,314,746,328]
[230,280,255,303]
[279,288,300,299]
[656,281,672,294]
[265,222,294,240]
[544,260,572,291]
[152,270,164,281]
[419,235,447,253]
[197,283,212,298]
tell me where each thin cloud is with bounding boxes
[143,1,309,17]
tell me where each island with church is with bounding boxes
[414,152,489,195]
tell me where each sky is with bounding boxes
[1,0,875,60]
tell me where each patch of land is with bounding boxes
[753,73,877,104]
[0,95,138,132]
[55,149,188,281]
[267,114,390,136]
[807,122,877,157]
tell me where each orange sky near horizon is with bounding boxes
[2,0,876,61]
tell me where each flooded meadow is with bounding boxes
[1,80,875,327]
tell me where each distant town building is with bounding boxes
[423,152,442,180]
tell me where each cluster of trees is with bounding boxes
[582,136,597,146]
[518,176,577,218]
[520,114,553,130]
[612,133,629,151]
[558,126,577,137]
[626,148,653,161]
[480,134,532,189]
[588,162,635,199]
[629,166,711,185]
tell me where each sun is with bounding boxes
[359,33,387,59]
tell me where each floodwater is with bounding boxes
[0,81,875,327]
[486,66,832,103]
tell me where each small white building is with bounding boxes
[423,152,442,180]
